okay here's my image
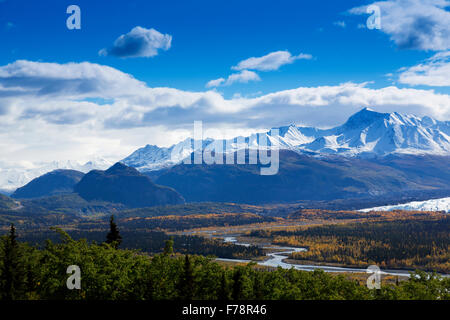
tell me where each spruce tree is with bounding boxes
[105,215,122,249]
[0,224,22,300]
[232,269,243,300]
[179,255,194,300]
[252,273,264,299]
[163,238,174,255]
[218,271,229,300]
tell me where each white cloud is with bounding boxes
[232,50,313,71]
[206,50,312,87]
[398,51,450,86]
[206,70,260,87]
[205,78,225,88]
[225,70,261,85]
[0,60,450,164]
[349,0,450,51]
[99,26,172,58]
[0,60,147,97]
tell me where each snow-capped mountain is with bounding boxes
[2,108,449,196]
[360,197,450,213]
[122,108,450,172]
[121,138,214,171]
[0,159,112,194]
[300,108,450,156]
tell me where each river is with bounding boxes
[217,236,431,278]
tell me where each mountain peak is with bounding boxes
[343,108,389,130]
[11,169,84,199]
[75,162,184,207]
[352,107,384,117]
[105,162,139,175]
[119,109,450,173]
[277,123,299,137]
[143,144,161,149]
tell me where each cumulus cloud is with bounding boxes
[398,51,450,86]
[349,0,450,51]
[0,60,450,163]
[99,26,172,58]
[0,60,147,98]
[232,50,313,71]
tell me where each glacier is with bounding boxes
[360,197,450,213]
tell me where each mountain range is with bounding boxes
[2,108,450,197]
[122,108,450,172]
[153,150,450,203]
[0,159,112,195]
[10,150,450,205]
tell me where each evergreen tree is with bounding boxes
[179,255,194,300]
[163,238,174,255]
[218,271,229,300]
[0,224,23,300]
[252,273,264,299]
[232,269,243,300]
[105,215,122,249]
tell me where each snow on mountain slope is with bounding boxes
[3,108,448,194]
[122,138,214,171]
[271,124,318,147]
[302,108,450,156]
[122,108,450,172]
[5,108,450,192]
[360,197,450,213]
[0,159,112,193]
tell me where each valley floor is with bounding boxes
[1,198,449,298]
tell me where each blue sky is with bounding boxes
[0,0,449,162]
[0,0,440,95]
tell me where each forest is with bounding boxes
[0,224,449,300]
[249,216,450,273]
[17,228,264,259]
